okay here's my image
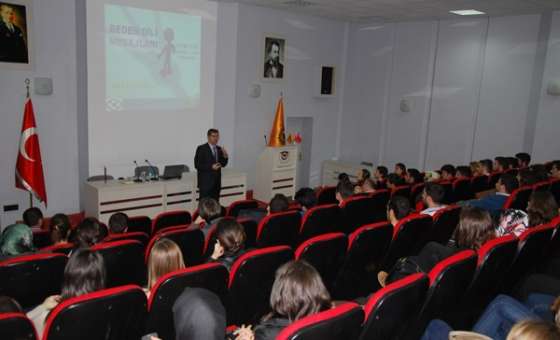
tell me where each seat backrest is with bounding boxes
[152,210,192,235]
[382,214,433,270]
[299,204,341,243]
[126,215,152,234]
[32,229,52,249]
[391,185,411,200]
[405,251,477,339]
[40,242,74,255]
[276,302,364,340]
[471,175,490,194]
[91,240,145,287]
[489,171,502,188]
[340,196,380,233]
[238,217,259,249]
[226,199,259,217]
[410,183,425,205]
[550,179,560,204]
[503,186,533,211]
[145,228,205,266]
[146,263,229,340]
[43,285,147,340]
[533,181,550,192]
[503,224,555,292]
[368,189,391,222]
[317,186,337,205]
[335,222,393,299]
[0,312,38,340]
[104,232,149,249]
[429,205,461,245]
[439,181,454,204]
[295,233,348,291]
[360,273,429,340]
[545,216,560,258]
[453,178,473,201]
[256,211,301,248]
[0,253,67,309]
[228,246,294,325]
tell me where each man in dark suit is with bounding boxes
[195,129,228,201]
[263,41,283,78]
[0,4,28,63]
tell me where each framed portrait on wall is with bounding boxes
[0,0,32,69]
[262,35,285,81]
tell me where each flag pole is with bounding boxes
[25,78,33,208]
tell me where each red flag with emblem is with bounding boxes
[15,98,47,206]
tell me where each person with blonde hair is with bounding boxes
[471,161,484,177]
[506,319,560,340]
[146,238,185,295]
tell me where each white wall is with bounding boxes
[532,11,560,163]
[341,13,548,171]
[0,0,79,227]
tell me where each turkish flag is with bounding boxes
[15,98,47,206]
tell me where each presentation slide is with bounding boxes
[105,5,201,112]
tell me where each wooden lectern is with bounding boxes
[255,145,298,201]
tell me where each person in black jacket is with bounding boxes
[173,287,226,340]
[195,129,228,201]
[208,218,246,271]
[234,260,332,340]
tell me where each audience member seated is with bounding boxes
[387,196,412,228]
[194,198,223,236]
[71,217,106,249]
[233,260,332,340]
[108,212,128,234]
[356,168,371,187]
[360,178,376,194]
[173,288,226,340]
[294,188,317,214]
[507,157,520,170]
[518,168,538,187]
[471,161,484,177]
[440,164,456,182]
[421,295,560,340]
[335,180,354,206]
[48,213,71,245]
[516,152,531,169]
[480,159,494,176]
[532,163,552,182]
[420,182,447,216]
[497,209,529,238]
[550,161,560,179]
[379,206,495,287]
[386,173,406,191]
[374,166,388,189]
[395,163,406,178]
[268,194,289,214]
[0,223,34,259]
[494,157,508,173]
[0,295,23,313]
[146,238,186,298]
[527,191,559,227]
[405,168,424,185]
[23,207,43,232]
[456,166,472,179]
[208,219,247,271]
[338,173,351,184]
[465,174,518,218]
[27,248,106,335]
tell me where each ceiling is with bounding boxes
[217,0,560,21]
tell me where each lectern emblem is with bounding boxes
[280,151,289,161]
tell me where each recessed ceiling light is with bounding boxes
[449,9,486,16]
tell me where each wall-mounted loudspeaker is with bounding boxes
[320,66,334,96]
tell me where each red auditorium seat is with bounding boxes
[256,210,300,248]
[533,181,550,192]
[276,302,364,340]
[335,222,393,299]
[438,181,454,204]
[91,240,145,287]
[404,250,478,340]
[452,178,473,202]
[32,229,52,249]
[103,232,149,249]
[0,253,67,309]
[238,217,259,249]
[295,233,347,292]
[428,205,461,245]
[391,185,411,200]
[227,246,293,325]
[316,186,337,205]
[410,183,425,205]
[503,186,533,211]
[359,273,429,340]
[151,210,191,235]
[43,285,147,340]
[471,175,490,194]
[368,189,391,222]
[455,235,518,328]
[382,214,433,270]
[0,313,38,340]
[126,215,152,235]
[340,195,381,233]
[40,242,74,255]
[145,228,205,266]
[550,179,560,203]
[544,216,560,258]
[226,199,259,217]
[489,171,502,188]
[299,204,341,244]
[146,263,229,340]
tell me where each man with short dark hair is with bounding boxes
[335,180,354,206]
[494,157,508,173]
[421,183,447,216]
[268,194,289,214]
[294,188,317,213]
[440,164,456,181]
[386,173,405,190]
[516,153,531,168]
[23,207,43,231]
[466,173,519,217]
[374,166,388,189]
[108,212,128,234]
[195,129,229,200]
[194,197,223,236]
[551,161,560,179]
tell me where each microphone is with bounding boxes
[133,160,140,181]
[103,166,107,183]
[264,135,268,145]
[145,159,158,180]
